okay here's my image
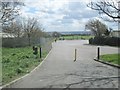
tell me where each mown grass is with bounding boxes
[0,47,2,86]
[60,35,94,40]
[2,46,49,85]
[100,54,120,65]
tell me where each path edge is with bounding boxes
[1,48,53,89]
[94,58,120,68]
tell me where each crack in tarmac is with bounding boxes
[41,72,119,88]
[43,78,117,89]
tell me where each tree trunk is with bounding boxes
[28,34,31,46]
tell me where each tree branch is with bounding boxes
[87,0,120,22]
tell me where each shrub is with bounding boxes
[106,37,120,46]
[89,36,120,47]
[2,37,28,47]
[92,36,105,45]
[89,38,93,44]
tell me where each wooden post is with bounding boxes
[74,49,77,62]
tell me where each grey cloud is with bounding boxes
[63,2,98,20]
[46,1,100,31]
[46,1,98,27]
[51,19,62,25]
[61,18,73,24]
[63,11,82,20]
[47,9,55,14]
[68,2,85,11]
[51,19,73,25]
[82,10,98,18]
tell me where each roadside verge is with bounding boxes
[94,58,120,68]
[1,48,52,89]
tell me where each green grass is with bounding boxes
[100,54,120,65]
[2,46,49,85]
[60,35,94,40]
[0,47,2,85]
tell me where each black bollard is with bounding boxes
[33,46,38,59]
[40,47,42,58]
[97,46,100,60]
[33,46,35,51]
[33,46,38,55]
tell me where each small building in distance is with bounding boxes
[0,32,15,38]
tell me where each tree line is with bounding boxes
[1,0,120,47]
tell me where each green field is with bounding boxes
[2,46,49,85]
[60,35,94,40]
[0,47,2,85]
[100,54,120,65]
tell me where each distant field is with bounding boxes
[100,54,120,65]
[2,46,49,85]
[60,35,94,40]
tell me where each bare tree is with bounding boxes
[13,21,23,38]
[23,18,43,46]
[85,19,110,36]
[87,0,120,22]
[0,1,24,26]
[2,20,23,38]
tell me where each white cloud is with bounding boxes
[19,0,118,32]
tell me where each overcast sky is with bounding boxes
[20,0,118,32]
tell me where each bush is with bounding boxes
[93,36,105,45]
[89,38,93,44]
[2,37,28,48]
[105,37,120,46]
[89,36,120,47]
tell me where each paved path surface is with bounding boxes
[4,40,119,88]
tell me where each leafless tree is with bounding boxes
[0,1,24,26]
[23,18,44,46]
[2,20,23,37]
[85,19,110,36]
[87,0,120,22]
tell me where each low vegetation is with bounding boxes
[89,36,120,47]
[100,54,120,65]
[2,46,49,85]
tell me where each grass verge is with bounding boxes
[2,46,50,85]
[100,54,120,65]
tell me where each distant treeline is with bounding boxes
[60,31,92,35]
[48,31,92,36]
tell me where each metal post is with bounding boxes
[74,49,77,62]
[97,46,100,60]
[40,47,42,58]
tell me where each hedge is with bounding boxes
[89,36,120,47]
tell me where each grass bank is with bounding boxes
[60,35,94,40]
[2,46,50,85]
[100,54,120,65]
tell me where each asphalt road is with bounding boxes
[4,40,120,88]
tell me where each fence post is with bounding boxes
[40,47,42,58]
[97,46,100,60]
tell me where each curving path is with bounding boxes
[3,40,119,88]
